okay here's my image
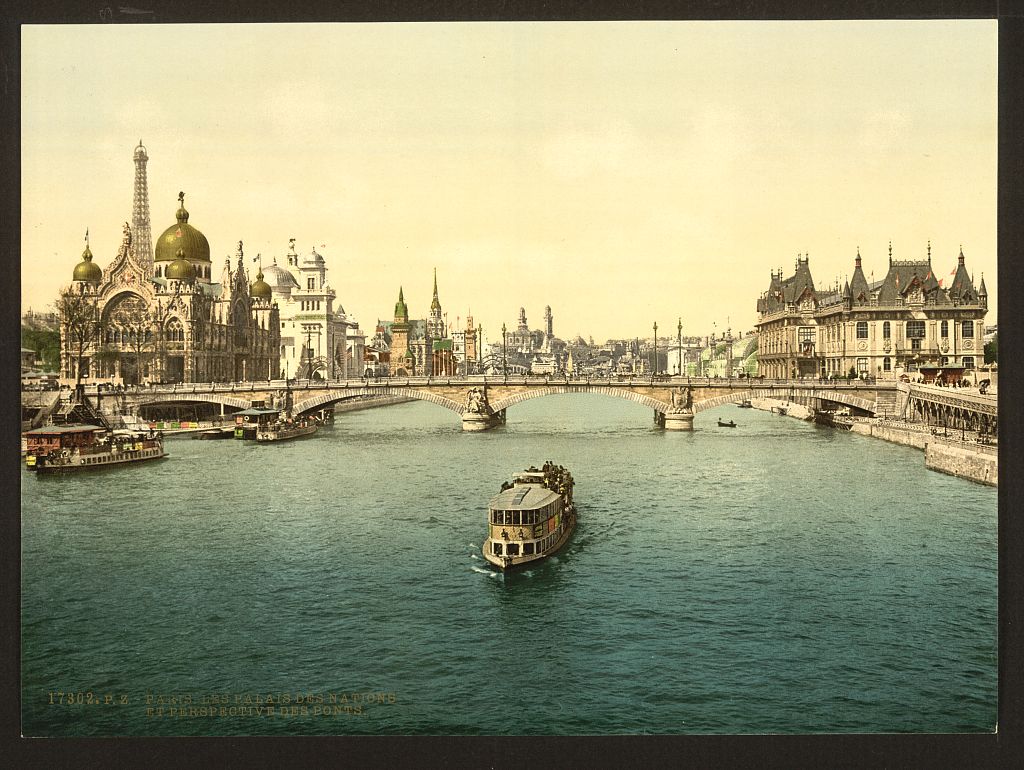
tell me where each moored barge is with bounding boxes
[483,463,576,570]
[24,425,166,473]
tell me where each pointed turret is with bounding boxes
[850,247,870,302]
[948,245,977,302]
[394,286,409,323]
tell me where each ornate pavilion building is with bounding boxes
[259,238,354,379]
[756,244,988,380]
[61,176,280,385]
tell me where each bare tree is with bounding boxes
[56,287,101,391]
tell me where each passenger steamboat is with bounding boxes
[233,407,281,440]
[483,463,576,570]
[24,425,166,473]
[255,418,318,443]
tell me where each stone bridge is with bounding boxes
[83,376,905,432]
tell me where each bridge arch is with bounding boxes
[292,387,464,416]
[134,393,253,411]
[488,385,670,414]
[692,390,756,414]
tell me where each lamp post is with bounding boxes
[677,317,682,377]
[305,328,314,380]
[652,322,658,376]
[501,323,507,377]
[727,327,733,380]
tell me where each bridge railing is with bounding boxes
[105,374,898,396]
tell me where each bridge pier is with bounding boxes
[462,411,502,431]
[663,410,694,431]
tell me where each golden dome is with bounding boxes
[154,192,211,263]
[165,248,197,282]
[250,271,272,301]
[73,242,102,282]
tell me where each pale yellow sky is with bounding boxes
[22,21,997,342]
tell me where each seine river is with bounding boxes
[21,395,997,735]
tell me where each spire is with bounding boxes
[959,245,965,265]
[394,286,409,323]
[855,246,861,269]
[927,240,931,264]
[888,240,893,266]
[430,267,441,312]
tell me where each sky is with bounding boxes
[21,20,997,344]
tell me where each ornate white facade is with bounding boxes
[260,239,354,379]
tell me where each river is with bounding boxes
[21,395,997,735]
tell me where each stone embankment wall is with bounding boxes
[924,440,998,487]
[755,398,997,486]
[849,421,929,450]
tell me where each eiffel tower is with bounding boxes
[131,140,153,275]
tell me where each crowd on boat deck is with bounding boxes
[498,462,574,497]
[540,461,573,496]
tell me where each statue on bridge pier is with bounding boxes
[465,386,490,414]
[668,386,692,413]
[462,386,498,431]
[664,386,695,431]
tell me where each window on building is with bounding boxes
[857,357,868,375]
[523,542,535,555]
[940,320,949,338]
[856,321,868,339]
[493,542,503,555]
[962,320,974,338]
[883,357,891,372]
[906,320,925,339]
[308,278,315,290]
[911,338,922,350]
[962,357,975,369]
[941,357,949,366]
[882,321,891,339]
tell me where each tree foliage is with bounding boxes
[984,333,997,364]
[21,327,61,371]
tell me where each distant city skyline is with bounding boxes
[22,21,996,342]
